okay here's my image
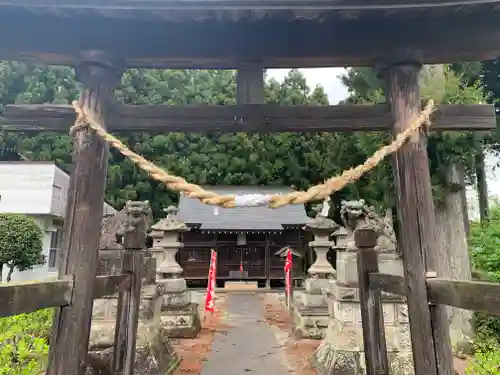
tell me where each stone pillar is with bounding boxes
[292,199,336,339]
[87,201,178,375]
[312,205,414,375]
[151,206,201,338]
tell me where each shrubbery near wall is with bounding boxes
[0,309,52,375]
[467,205,500,374]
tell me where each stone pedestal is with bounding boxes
[312,251,414,375]
[159,278,201,338]
[89,262,178,375]
[152,206,201,339]
[293,201,337,339]
[293,278,334,339]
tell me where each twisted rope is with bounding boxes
[70,100,434,208]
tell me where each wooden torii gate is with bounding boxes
[0,2,499,375]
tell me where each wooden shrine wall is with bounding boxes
[179,229,307,281]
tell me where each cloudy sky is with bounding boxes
[267,67,349,104]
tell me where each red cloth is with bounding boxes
[240,261,244,272]
[205,249,217,313]
[284,248,292,295]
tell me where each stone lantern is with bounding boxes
[293,197,337,339]
[304,198,337,278]
[151,206,189,278]
[151,206,201,338]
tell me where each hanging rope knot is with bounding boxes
[69,99,435,208]
[69,101,92,136]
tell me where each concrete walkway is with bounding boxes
[200,293,292,375]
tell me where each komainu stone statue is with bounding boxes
[115,200,154,248]
[100,201,153,250]
[340,200,397,253]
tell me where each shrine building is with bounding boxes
[177,186,311,287]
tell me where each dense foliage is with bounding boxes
[341,65,495,199]
[0,309,52,375]
[0,64,375,217]
[0,62,494,219]
[0,214,44,282]
[464,205,500,373]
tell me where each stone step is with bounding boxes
[224,281,259,290]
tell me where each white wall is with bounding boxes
[0,163,55,215]
[1,216,59,282]
[51,165,68,217]
[0,161,117,283]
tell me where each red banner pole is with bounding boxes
[284,248,293,311]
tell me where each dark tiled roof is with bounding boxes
[177,186,310,231]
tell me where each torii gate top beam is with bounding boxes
[0,1,499,68]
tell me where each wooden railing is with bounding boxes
[355,228,500,375]
[0,241,146,374]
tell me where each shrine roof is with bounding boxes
[0,0,499,68]
[177,186,311,230]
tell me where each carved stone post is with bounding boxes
[87,201,178,375]
[151,206,201,338]
[312,201,413,375]
[292,200,336,339]
[48,51,123,375]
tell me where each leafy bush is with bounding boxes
[467,205,500,372]
[466,338,500,375]
[0,214,44,282]
[0,309,52,375]
[470,205,500,341]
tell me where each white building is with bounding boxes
[466,152,500,222]
[0,161,116,282]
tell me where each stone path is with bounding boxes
[200,293,292,375]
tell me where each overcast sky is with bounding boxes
[267,67,349,104]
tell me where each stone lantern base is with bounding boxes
[311,253,414,375]
[292,278,334,339]
[159,278,201,338]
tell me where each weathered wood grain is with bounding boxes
[384,62,452,375]
[47,52,123,375]
[369,275,500,316]
[0,280,73,318]
[112,251,144,375]
[1,103,495,133]
[427,279,500,315]
[0,0,494,11]
[0,3,499,69]
[92,274,132,299]
[356,228,389,375]
[368,273,406,296]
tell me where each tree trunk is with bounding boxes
[6,265,14,283]
[434,164,473,352]
[0,264,3,282]
[476,150,489,224]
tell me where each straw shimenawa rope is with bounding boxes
[70,100,434,208]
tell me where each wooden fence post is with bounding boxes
[47,51,123,375]
[355,227,389,375]
[379,58,454,375]
[112,206,148,375]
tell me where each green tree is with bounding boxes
[340,65,494,199]
[0,64,370,217]
[0,214,43,282]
